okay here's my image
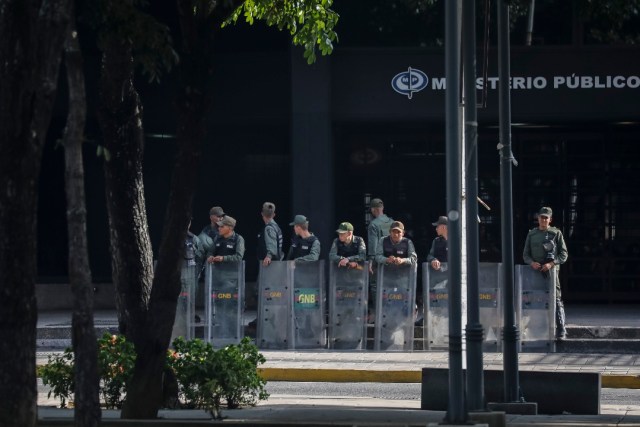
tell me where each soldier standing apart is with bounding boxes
[427,216,449,271]
[287,215,321,262]
[367,198,394,263]
[375,221,417,267]
[367,198,394,318]
[329,222,366,268]
[257,201,284,266]
[207,216,245,263]
[523,206,569,340]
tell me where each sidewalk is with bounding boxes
[36,305,640,388]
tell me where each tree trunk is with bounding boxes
[0,1,71,426]
[119,2,218,418]
[98,34,155,342]
[98,18,160,417]
[120,80,206,419]
[62,9,101,427]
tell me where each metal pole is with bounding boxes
[497,0,521,403]
[444,0,466,424]
[525,0,536,46]
[463,0,485,412]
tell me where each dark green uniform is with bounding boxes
[367,214,394,260]
[523,226,569,337]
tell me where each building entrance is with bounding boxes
[335,123,640,303]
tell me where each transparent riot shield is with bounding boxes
[478,263,502,352]
[515,264,555,351]
[374,263,417,351]
[328,262,369,349]
[204,261,245,348]
[423,262,449,349]
[423,262,502,351]
[257,261,295,349]
[293,260,326,349]
[171,260,198,342]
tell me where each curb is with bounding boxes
[258,368,421,383]
[258,368,640,389]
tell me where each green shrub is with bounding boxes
[40,333,136,409]
[40,349,75,408]
[168,337,219,409]
[40,333,269,416]
[217,338,269,409]
[167,336,269,418]
[97,333,136,409]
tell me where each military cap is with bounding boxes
[209,206,225,216]
[369,198,384,208]
[336,222,354,233]
[432,216,448,226]
[538,206,553,217]
[390,221,405,231]
[289,214,308,226]
[216,216,236,228]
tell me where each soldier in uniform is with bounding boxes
[367,198,394,319]
[257,202,283,266]
[523,206,569,340]
[173,220,204,338]
[250,202,284,335]
[198,206,225,275]
[206,216,244,339]
[207,216,245,263]
[287,215,321,262]
[375,221,417,267]
[185,219,204,271]
[374,221,418,340]
[367,198,394,262]
[329,222,367,348]
[329,222,367,268]
[200,206,225,244]
[427,215,449,271]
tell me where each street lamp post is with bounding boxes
[497,0,521,403]
[464,0,485,412]
[444,0,466,424]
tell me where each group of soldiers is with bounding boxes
[183,199,569,340]
[183,198,450,280]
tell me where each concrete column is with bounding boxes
[290,49,333,256]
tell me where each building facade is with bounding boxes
[37,44,640,303]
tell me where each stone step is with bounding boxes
[555,338,640,354]
[567,325,640,339]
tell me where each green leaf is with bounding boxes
[223,0,339,64]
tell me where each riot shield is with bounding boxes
[257,261,295,349]
[478,263,502,352]
[423,262,449,349]
[204,261,245,348]
[293,260,326,349]
[171,260,198,342]
[328,261,369,349]
[423,262,502,351]
[374,263,417,351]
[515,264,555,351]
